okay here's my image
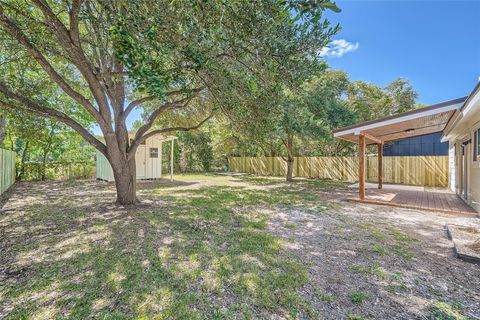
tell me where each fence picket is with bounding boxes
[0,148,15,195]
[228,156,449,187]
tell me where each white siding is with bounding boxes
[96,150,114,182]
[449,124,480,213]
[444,85,480,213]
[448,141,456,192]
[469,125,480,212]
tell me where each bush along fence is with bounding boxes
[19,161,95,181]
[228,156,449,187]
[0,148,16,195]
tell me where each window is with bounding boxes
[150,148,158,158]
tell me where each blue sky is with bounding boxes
[323,0,480,104]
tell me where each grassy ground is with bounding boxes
[0,175,341,319]
[1,174,479,319]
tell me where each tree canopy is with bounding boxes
[0,0,341,203]
[346,78,419,122]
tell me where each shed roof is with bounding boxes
[127,131,177,142]
[333,97,467,145]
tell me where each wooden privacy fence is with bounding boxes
[228,156,449,187]
[0,148,16,195]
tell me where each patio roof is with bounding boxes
[332,96,468,202]
[333,97,467,145]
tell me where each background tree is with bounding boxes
[1,109,95,180]
[269,69,354,181]
[1,110,41,179]
[346,78,418,121]
[228,68,353,181]
[0,0,340,204]
[296,70,356,157]
[176,131,214,172]
[0,111,5,146]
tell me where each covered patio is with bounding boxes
[334,97,477,215]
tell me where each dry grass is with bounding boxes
[0,174,479,319]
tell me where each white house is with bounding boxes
[96,133,177,182]
[442,82,480,212]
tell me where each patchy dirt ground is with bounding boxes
[0,174,479,319]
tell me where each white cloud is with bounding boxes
[320,39,359,58]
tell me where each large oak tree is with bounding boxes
[0,0,339,204]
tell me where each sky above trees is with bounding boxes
[324,0,480,104]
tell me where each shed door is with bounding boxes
[136,145,146,178]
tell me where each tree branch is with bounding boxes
[0,5,108,129]
[128,113,213,157]
[132,96,192,142]
[69,0,83,45]
[280,139,289,162]
[98,70,129,78]
[123,96,157,119]
[0,82,107,156]
[0,1,49,27]
[166,87,205,97]
[123,87,205,119]
[30,0,112,125]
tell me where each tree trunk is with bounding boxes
[17,140,29,181]
[8,132,15,151]
[41,127,56,180]
[179,142,187,173]
[286,155,294,182]
[284,132,294,182]
[0,113,5,147]
[110,155,137,205]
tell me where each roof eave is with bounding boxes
[333,97,467,135]
[334,101,463,139]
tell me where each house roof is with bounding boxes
[333,97,467,145]
[458,81,480,113]
[442,81,480,142]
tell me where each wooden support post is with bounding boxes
[378,143,383,189]
[359,133,366,200]
[170,139,174,182]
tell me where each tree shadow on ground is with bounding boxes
[1,179,479,319]
[0,181,314,319]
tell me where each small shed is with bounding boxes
[96,133,177,182]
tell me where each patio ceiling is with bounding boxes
[333,96,467,201]
[333,97,467,145]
